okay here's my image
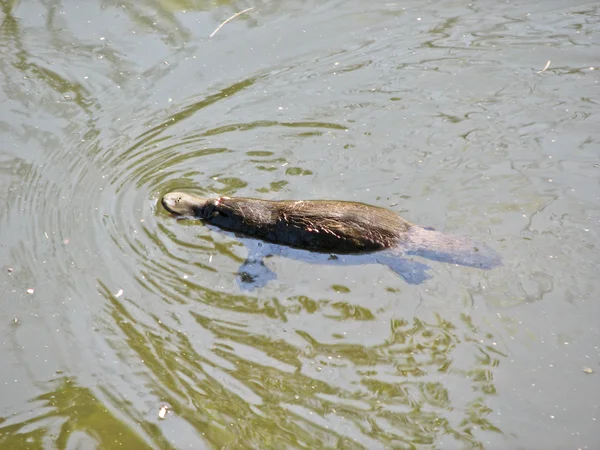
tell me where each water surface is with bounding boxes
[1,0,599,448]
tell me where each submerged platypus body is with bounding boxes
[161,192,501,289]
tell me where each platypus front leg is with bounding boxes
[236,241,278,291]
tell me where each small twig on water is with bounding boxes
[209,7,254,38]
[537,60,551,74]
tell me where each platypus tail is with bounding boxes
[403,226,501,270]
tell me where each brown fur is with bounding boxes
[162,193,412,254]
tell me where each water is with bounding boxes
[1,0,599,448]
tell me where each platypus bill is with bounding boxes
[161,192,501,290]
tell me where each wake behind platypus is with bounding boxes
[161,192,501,290]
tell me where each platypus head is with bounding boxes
[161,192,212,219]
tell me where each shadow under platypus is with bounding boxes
[161,192,502,291]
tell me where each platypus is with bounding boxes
[161,192,501,289]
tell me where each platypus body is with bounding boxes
[161,192,501,289]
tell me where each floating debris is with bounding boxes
[158,405,170,419]
[209,7,254,38]
[26,288,35,294]
[583,367,593,375]
[7,268,13,273]
[115,289,123,298]
[537,60,551,74]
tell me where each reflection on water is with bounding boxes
[1,0,599,448]
[83,283,503,449]
[0,377,157,449]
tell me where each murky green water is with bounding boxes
[1,0,598,448]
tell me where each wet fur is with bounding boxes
[203,197,411,254]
